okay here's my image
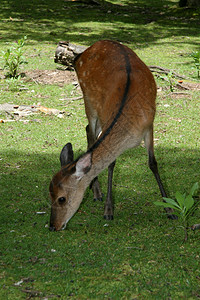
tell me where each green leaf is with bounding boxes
[184,194,194,213]
[186,199,200,218]
[163,197,181,209]
[175,192,185,208]
[4,51,10,59]
[154,201,180,210]
[190,182,199,196]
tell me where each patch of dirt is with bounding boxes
[24,69,78,86]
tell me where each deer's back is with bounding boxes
[74,40,156,133]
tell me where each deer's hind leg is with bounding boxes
[144,126,177,219]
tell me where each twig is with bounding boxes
[149,65,189,80]
[171,92,190,95]
[175,83,190,90]
[191,224,200,231]
[67,96,83,101]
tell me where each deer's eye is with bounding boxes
[58,197,66,204]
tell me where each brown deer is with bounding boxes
[49,40,173,231]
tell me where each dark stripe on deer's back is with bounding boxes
[88,41,131,153]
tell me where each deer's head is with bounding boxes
[49,143,92,231]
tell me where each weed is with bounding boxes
[166,71,175,92]
[1,36,28,78]
[154,183,199,241]
[159,71,176,92]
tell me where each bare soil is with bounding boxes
[24,69,78,86]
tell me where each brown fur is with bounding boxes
[49,40,169,231]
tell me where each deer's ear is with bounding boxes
[74,152,92,180]
[60,143,74,167]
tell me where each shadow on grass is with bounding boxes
[1,145,199,229]
[0,0,199,50]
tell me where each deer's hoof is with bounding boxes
[104,215,114,220]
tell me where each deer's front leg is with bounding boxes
[90,177,103,201]
[86,124,103,201]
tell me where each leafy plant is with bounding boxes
[154,183,199,241]
[159,71,175,92]
[1,36,28,78]
[191,50,200,78]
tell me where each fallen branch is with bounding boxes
[149,65,189,80]
[21,289,42,297]
[54,41,87,69]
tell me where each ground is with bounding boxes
[24,69,78,86]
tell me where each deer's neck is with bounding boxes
[83,128,136,187]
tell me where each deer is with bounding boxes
[49,40,174,231]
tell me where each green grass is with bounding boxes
[0,0,200,299]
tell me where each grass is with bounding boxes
[0,0,200,299]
